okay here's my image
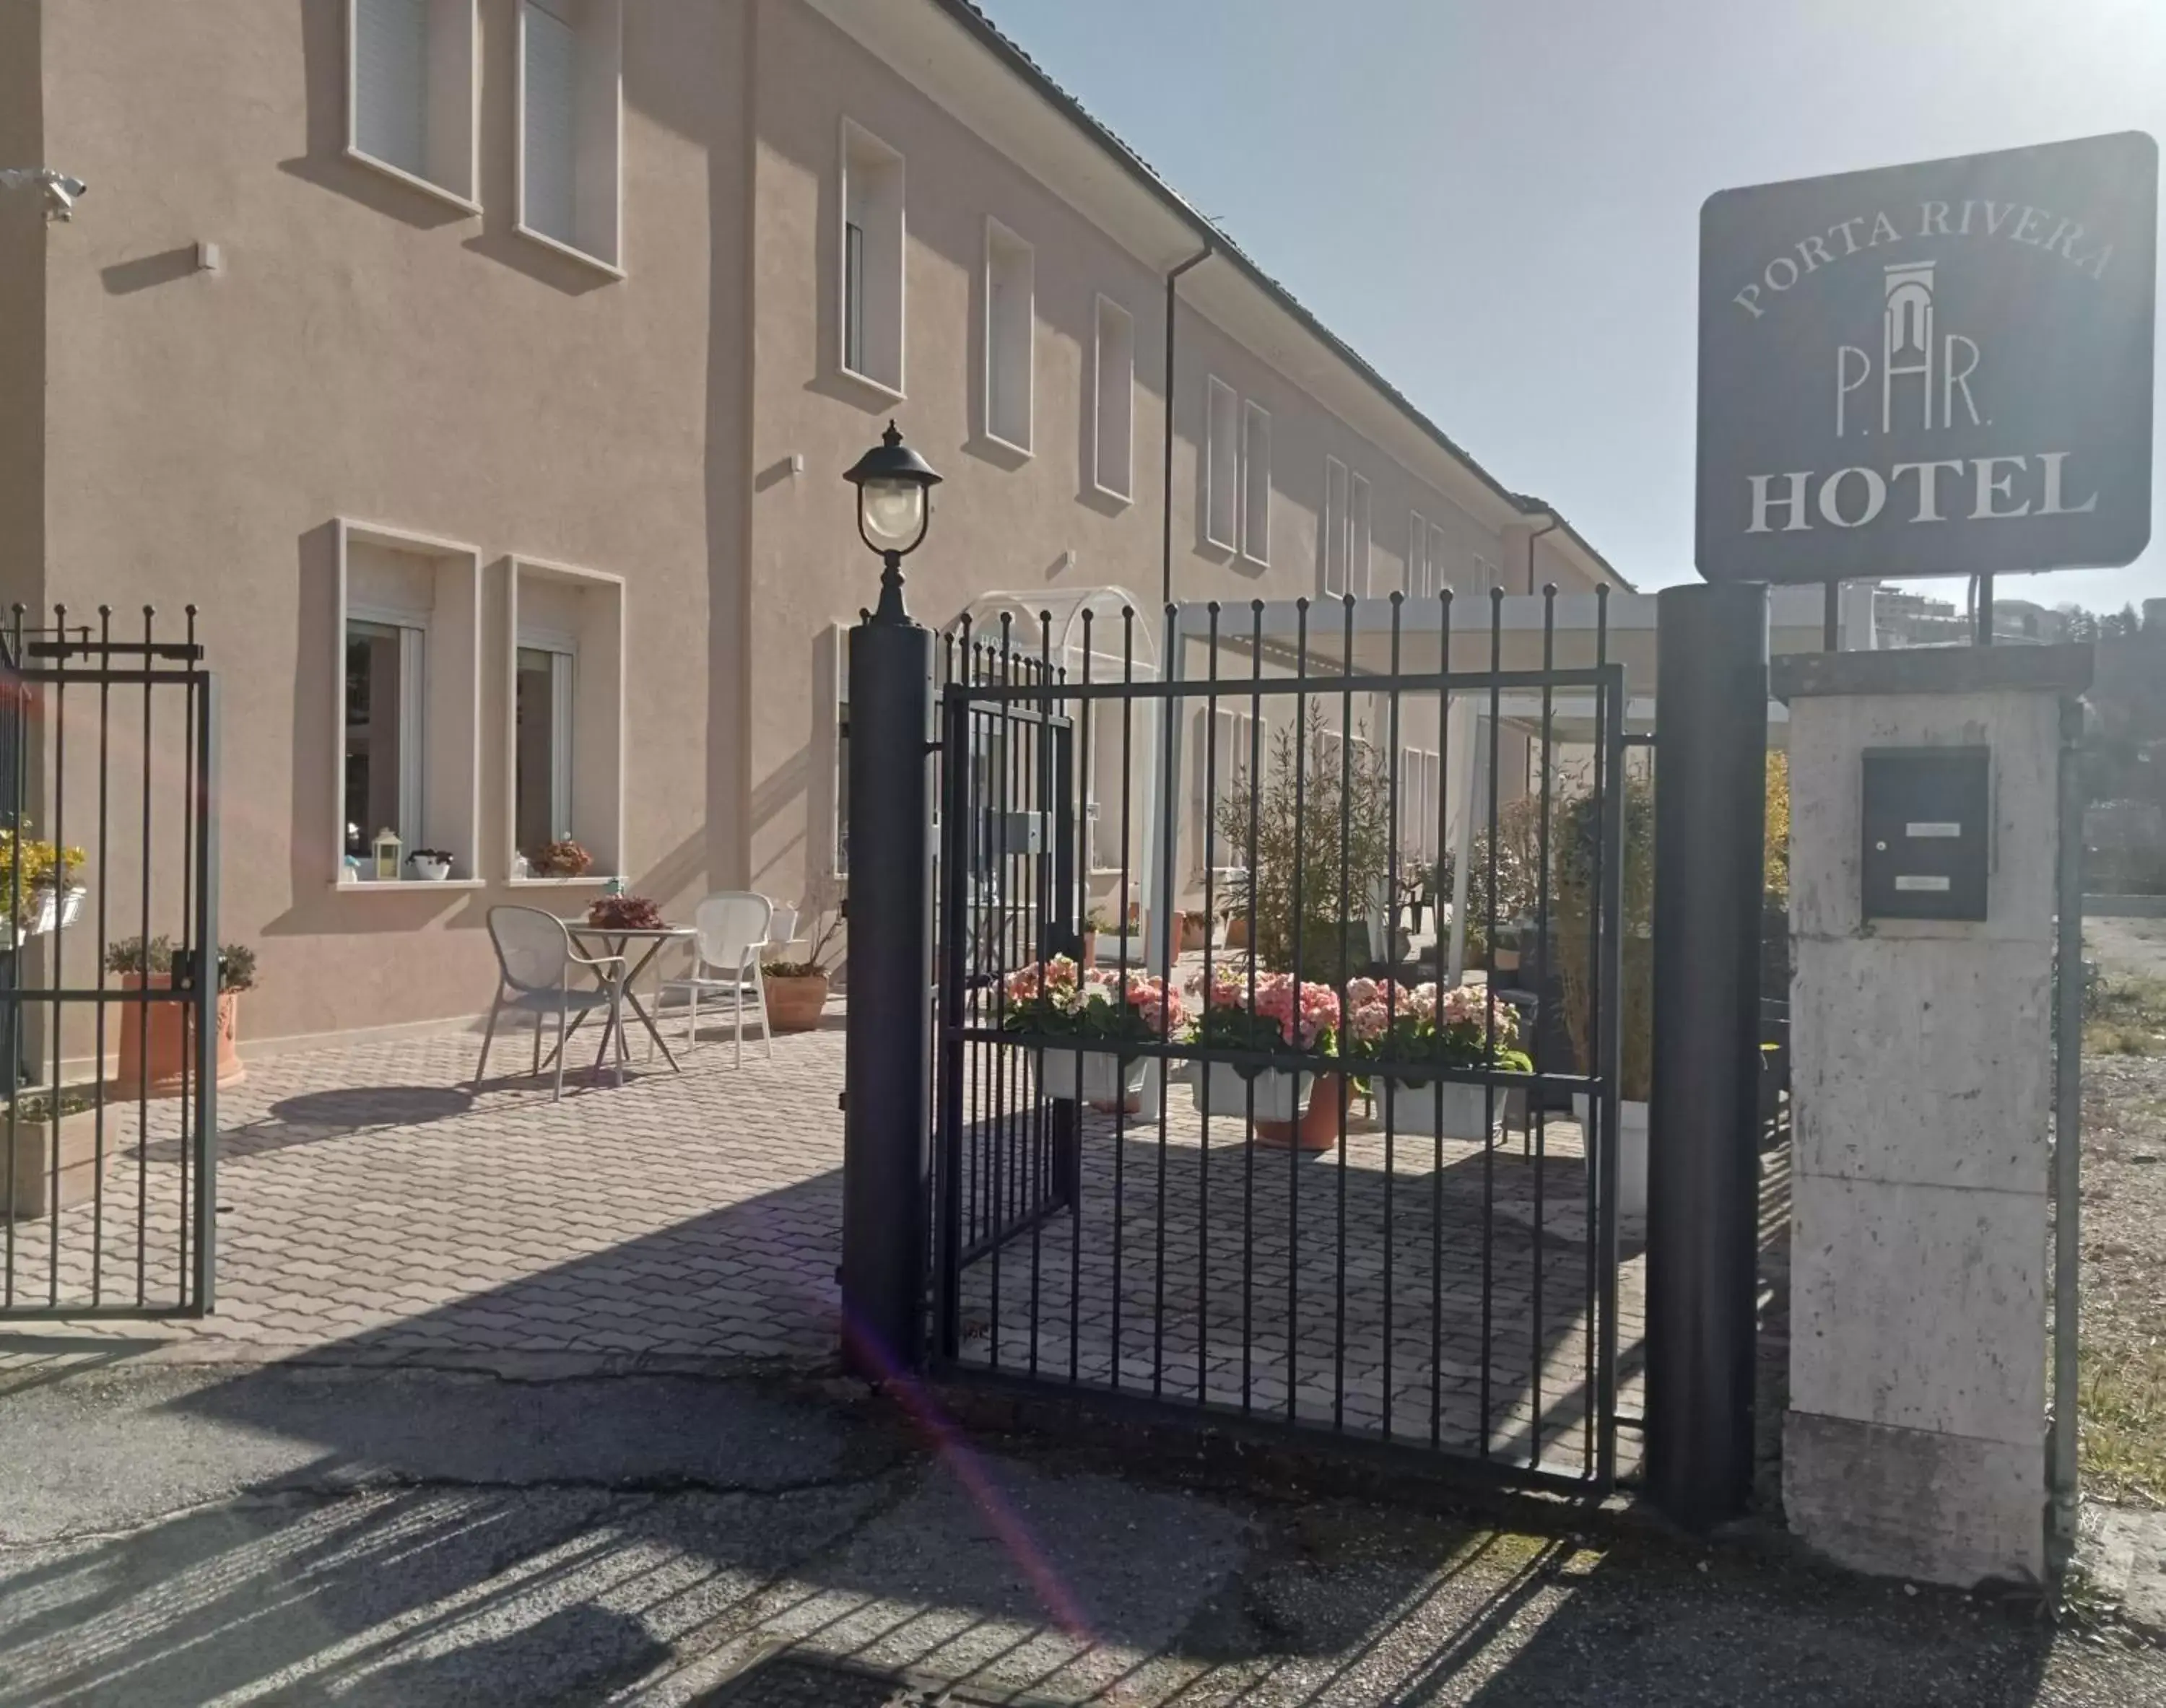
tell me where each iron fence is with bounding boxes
[0,606,219,1318]
[928,587,1628,1492]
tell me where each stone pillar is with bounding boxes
[1773,644,2090,1589]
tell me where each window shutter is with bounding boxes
[523,2,579,245]
[355,0,428,177]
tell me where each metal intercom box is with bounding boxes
[1861,746,1991,921]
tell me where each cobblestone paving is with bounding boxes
[0,1016,848,1367]
[952,1084,1647,1478]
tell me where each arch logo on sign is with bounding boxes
[1697,132,2156,584]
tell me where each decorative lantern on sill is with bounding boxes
[372,827,402,883]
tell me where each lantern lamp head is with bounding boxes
[843,422,941,621]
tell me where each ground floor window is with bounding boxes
[343,617,423,861]
[514,643,575,862]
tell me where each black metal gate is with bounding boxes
[927,591,1628,1493]
[0,607,219,1319]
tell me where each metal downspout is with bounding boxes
[1161,246,1214,610]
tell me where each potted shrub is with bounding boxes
[1079,905,1114,971]
[406,848,455,881]
[1,1084,104,1220]
[1344,977,1531,1138]
[105,936,255,1094]
[762,876,842,1033]
[0,828,87,946]
[1001,954,1185,1111]
[532,838,593,879]
[1184,963,1342,1146]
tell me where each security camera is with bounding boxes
[43,180,77,221]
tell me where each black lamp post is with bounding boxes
[843,420,942,624]
[838,419,940,1382]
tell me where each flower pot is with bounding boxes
[408,856,453,881]
[1188,1058,1315,1127]
[1381,1076,1503,1139]
[115,975,244,1097]
[1,1089,108,1220]
[1254,1071,1349,1151]
[1573,1093,1648,1220]
[1222,915,1250,951]
[1178,912,1210,952]
[765,970,830,1033]
[1079,930,1097,971]
[1038,1047,1147,1110]
[9,884,84,948]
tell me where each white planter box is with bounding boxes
[8,884,84,949]
[1187,1060,1314,1125]
[1380,1077,1503,1139]
[408,857,453,881]
[1574,1093,1649,1221]
[1037,1047,1147,1106]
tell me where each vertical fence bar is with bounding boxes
[935,683,970,1362]
[190,671,220,1315]
[2049,692,2084,1563]
[45,607,67,1307]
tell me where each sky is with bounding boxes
[973,0,2166,615]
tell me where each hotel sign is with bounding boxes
[1697,133,2157,584]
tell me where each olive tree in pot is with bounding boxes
[105,936,257,1094]
[762,874,843,1033]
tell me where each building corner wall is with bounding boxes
[0,0,46,618]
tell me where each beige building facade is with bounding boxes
[0,0,1626,1048]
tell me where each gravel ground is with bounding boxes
[2082,925,2166,1509]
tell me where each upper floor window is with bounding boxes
[1407,510,1433,599]
[1322,458,1349,596]
[983,219,1035,454]
[1204,377,1239,550]
[1240,402,1272,565]
[840,121,905,398]
[1092,296,1135,503]
[347,0,478,210]
[516,0,624,274]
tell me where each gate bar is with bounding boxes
[1647,581,1768,1529]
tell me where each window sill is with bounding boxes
[1090,480,1134,508]
[1201,533,1237,556]
[836,364,907,407]
[982,430,1034,461]
[513,222,625,280]
[344,147,481,217]
[506,873,624,888]
[1240,549,1271,570]
[333,877,488,893]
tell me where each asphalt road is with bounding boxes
[1,1356,2160,1706]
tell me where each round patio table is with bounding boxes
[561,921,698,1073]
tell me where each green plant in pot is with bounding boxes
[103,934,256,1094]
[762,873,843,1033]
[1214,706,1396,990]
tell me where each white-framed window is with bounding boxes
[1474,554,1497,593]
[347,0,478,210]
[1322,456,1350,596]
[507,558,625,882]
[822,622,851,878]
[983,218,1034,454]
[1204,376,1238,550]
[516,0,623,274]
[840,119,905,398]
[333,520,483,887]
[1190,705,1258,877]
[1349,473,1372,598]
[1092,295,1135,502]
[1399,745,1442,860]
[1407,509,1434,599]
[1432,523,1453,598]
[1240,401,1272,565]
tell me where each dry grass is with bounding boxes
[2087,973,2166,1058]
[2081,1340,2166,1506]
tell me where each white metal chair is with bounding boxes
[658,893,775,1066]
[475,906,627,1102]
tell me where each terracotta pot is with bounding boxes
[765,970,831,1033]
[1253,1071,1349,1152]
[1079,930,1097,971]
[1222,916,1250,951]
[1178,912,1210,952]
[115,974,244,1097]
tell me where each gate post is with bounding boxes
[840,580,934,1382]
[1648,581,1767,1530]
